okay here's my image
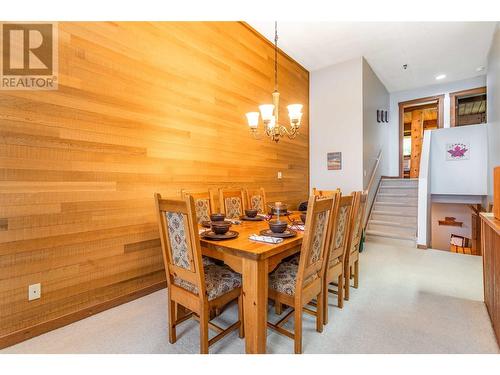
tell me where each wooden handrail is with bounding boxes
[364,149,382,194]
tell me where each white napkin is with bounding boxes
[249,234,284,244]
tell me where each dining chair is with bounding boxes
[245,187,267,213]
[312,187,341,198]
[180,189,216,224]
[267,193,337,354]
[154,193,244,354]
[322,193,355,325]
[344,191,367,301]
[180,189,219,267]
[219,188,247,219]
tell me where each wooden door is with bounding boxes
[410,109,424,178]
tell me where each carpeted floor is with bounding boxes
[2,239,498,354]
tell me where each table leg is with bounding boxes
[242,257,268,354]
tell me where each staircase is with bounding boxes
[366,178,418,243]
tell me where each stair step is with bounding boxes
[370,212,417,225]
[376,197,418,204]
[368,220,417,229]
[379,185,418,190]
[367,223,417,237]
[374,202,417,207]
[365,235,416,247]
[365,229,416,241]
[377,193,414,197]
[371,210,418,218]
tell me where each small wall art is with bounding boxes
[446,142,470,161]
[327,152,342,170]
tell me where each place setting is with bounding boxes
[200,213,239,241]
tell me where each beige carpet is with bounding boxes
[2,239,498,354]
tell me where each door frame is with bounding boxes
[398,94,445,177]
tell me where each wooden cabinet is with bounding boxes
[481,213,500,344]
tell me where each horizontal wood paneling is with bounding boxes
[0,21,309,345]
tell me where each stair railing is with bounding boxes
[363,149,382,229]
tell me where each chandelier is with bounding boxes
[245,22,303,143]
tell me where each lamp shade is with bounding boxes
[287,104,303,120]
[246,112,260,129]
[259,104,275,121]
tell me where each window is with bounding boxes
[450,87,487,127]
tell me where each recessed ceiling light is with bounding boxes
[476,66,485,72]
[435,74,446,80]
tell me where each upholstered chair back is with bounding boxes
[245,187,267,213]
[312,187,341,199]
[296,193,338,293]
[327,194,354,268]
[181,189,216,224]
[219,188,246,219]
[155,194,206,299]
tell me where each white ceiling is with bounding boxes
[248,22,498,92]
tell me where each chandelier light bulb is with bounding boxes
[267,116,276,130]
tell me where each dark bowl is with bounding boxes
[245,209,258,218]
[211,221,231,235]
[300,214,307,224]
[269,220,288,233]
[210,213,226,222]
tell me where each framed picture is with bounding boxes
[327,152,342,170]
[446,142,470,161]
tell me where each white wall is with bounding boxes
[431,203,472,251]
[487,24,500,200]
[310,57,363,193]
[362,58,390,184]
[430,125,488,195]
[362,58,390,216]
[387,75,487,176]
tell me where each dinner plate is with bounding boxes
[240,215,265,221]
[259,229,297,238]
[268,211,291,216]
[201,230,239,241]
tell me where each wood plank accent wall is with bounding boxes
[0,21,309,346]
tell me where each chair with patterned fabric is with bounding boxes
[312,187,341,198]
[267,193,337,354]
[219,188,247,219]
[180,189,218,267]
[344,191,367,301]
[154,193,244,354]
[322,193,355,325]
[245,187,267,214]
[180,189,216,224]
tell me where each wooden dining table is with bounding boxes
[199,213,304,354]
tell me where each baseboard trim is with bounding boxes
[417,244,428,249]
[0,281,166,350]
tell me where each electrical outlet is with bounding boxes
[28,283,41,301]
[277,171,283,179]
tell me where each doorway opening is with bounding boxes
[399,95,444,178]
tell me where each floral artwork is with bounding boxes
[446,143,470,161]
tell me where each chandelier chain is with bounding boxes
[274,21,278,91]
